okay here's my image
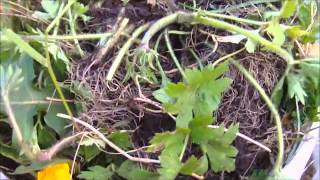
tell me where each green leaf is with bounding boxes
[41,0,60,18]
[0,140,27,164]
[153,88,174,104]
[202,124,239,173]
[180,156,201,175]
[300,62,320,87]
[271,77,285,108]
[157,63,232,128]
[80,137,106,148]
[13,159,69,174]
[158,153,182,180]
[148,129,188,154]
[0,54,69,141]
[266,19,286,46]
[245,31,260,53]
[287,75,307,104]
[37,125,57,149]
[44,102,69,136]
[117,161,158,180]
[280,0,297,18]
[2,29,48,67]
[148,129,188,180]
[108,131,131,150]
[194,156,209,175]
[47,43,70,71]
[80,145,101,162]
[73,2,89,17]
[78,165,113,180]
[285,26,308,39]
[189,115,215,144]
[32,11,52,21]
[79,137,105,161]
[297,0,317,29]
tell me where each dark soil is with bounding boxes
[72,0,296,179]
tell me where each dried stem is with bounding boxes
[57,113,160,164]
[232,61,283,175]
[1,95,35,160]
[37,132,89,161]
[208,125,271,152]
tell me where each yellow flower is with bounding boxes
[37,162,71,180]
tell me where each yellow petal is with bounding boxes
[37,162,71,180]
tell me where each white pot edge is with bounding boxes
[282,122,320,180]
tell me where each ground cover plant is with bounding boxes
[0,0,319,179]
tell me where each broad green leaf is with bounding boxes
[194,156,209,175]
[287,75,307,104]
[280,0,297,18]
[202,124,239,172]
[180,156,201,175]
[108,131,132,150]
[148,129,188,154]
[48,43,70,71]
[286,26,308,39]
[245,37,257,53]
[152,88,174,104]
[158,153,182,180]
[266,19,286,46]
[0,140,27,164]
[37,125,57,149]
[264,11,281,20]
[13,159,69,174]
[189,116,215,144]
[44,102,69,136]
[0,54,69,141]
[157,63,232,128]
[297,0,317,29]
[81,145,101,162]
[117,161,158,180]
[245,30,260,53]
[32,11,52,21]
[41,0,60,18]
[271,77,285,108]
[148,129,188,180]
[73,2,89,17]
[77,165,113,180]
[301,62,320,87]
[2,29,48,67]
[80,137,105,148]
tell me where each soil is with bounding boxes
[71,0,297,179]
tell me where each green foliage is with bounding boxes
[2,29,48,67]
[108,131,132,150]
[151,62,238,179]
[0,54,69,142]
[148,129,188,179]
[0,140,28,164]
[272,60,320,123]
[249,169,270,180]
[154,62,232,128]
[266,19,286,46]
[78,165,113,180]
[41,0,60,18]
[279,0,297,18]
[117,161,158,180]
[245,31,259,53]
[287,75,307,104]
[180,156,208,176]
[201,124,239,172]
[13,159,70,175]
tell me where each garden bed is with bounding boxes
[0,0,319,179]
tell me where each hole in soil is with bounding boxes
[133,113,175,147]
